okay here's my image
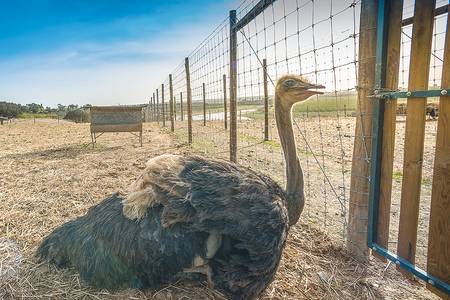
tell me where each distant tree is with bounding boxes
[64,109,89,123]
[67,104,78,111]
[0,101,22,118]
[57,104,66,112]
[26,103,44,114]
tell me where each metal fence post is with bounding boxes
[263,59,269,141]
[185,57,193,144]
[223,74,227,129]
[202,82,206,126]
[229,10,237,163]
[371,0,403,263]
[169,74,175,132]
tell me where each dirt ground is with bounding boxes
[0,118,439,299]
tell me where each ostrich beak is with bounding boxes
[304,83,325,94]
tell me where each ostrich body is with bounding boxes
[37,76,324,299]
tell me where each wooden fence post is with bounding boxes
[174,96,177,121]
[347,0,378,260]
[263,59,269,141]
[397,0,435,273]
[152,92,156,121]
[169,74,175,132]
[161,84,166,127]
[185,57,193,144]
[202,83,207,126]
[223,74,227,129]
[153,96,156,122]
[180,92,184,121]
[166,103,169,122]
[427,11,450,298]
[229,10,237,163]
[150,97,153,122]
[156,89,160,124]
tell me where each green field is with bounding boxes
[227,93,358,120]
[18,112,61,119]
[294,94,357,114]
[150,93,358,121]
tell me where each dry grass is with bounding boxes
[0,119,438,299]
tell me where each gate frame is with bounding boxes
[367,0,450,295]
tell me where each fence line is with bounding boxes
[146,1,448,295]
[147,0,361,250]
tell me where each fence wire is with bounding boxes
[148,0,447,268]
[232,0,361,242]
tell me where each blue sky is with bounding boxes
[0,0,237,107]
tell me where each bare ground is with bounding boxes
[0,118,438,299]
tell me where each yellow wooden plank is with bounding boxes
[426,11,450,299]
[397,0,435,271]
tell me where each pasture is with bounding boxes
[0,118,439,299]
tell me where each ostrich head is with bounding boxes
[275,75,324,226]
[275,75,324,109]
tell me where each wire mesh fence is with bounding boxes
[146,0,362,247]
[147,0,448,276]
[232,0,361,245]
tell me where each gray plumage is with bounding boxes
[37,75,325,299]
[37,155,289,299]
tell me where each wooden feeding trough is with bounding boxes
[90,106,144,147]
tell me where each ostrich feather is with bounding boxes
[37,154,289,300]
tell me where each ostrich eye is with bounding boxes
[283,79,297,88]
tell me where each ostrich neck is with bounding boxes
[275,94,304,226]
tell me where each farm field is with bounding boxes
[0,118,439,299]
[166,93,358,122]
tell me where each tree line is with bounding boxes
[0,101,91,121]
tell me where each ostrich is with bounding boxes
[37,75,324,299]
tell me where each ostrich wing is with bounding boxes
[38,154,288,299]
[123,154,289,298]
[123,154,288,251]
